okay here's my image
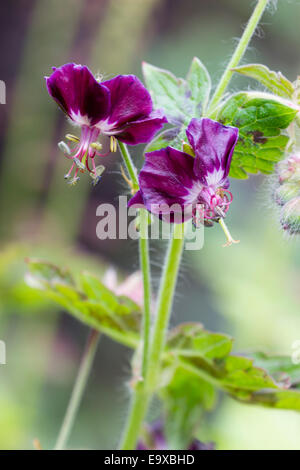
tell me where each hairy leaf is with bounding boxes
[216,92,298,177]
[233,64,294,99]
[26,259,140,348]
[143,58,211,149]
[186,57,211,115]
[143,62,190,126]
[251,352,300,388]
[164,323,300,412]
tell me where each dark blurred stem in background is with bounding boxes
[0,0,37,175]
[54,328,100,451]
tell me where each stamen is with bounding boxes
[217,188,233,205]
[74,157,86,170]
[68,176,80,186]
[58,141,71,155]
[218,218,240,247]
[66,134,80,143]
[90,163,105,186]
[90,142,103,151]
[110,136,117,153]
[64,162,75,179]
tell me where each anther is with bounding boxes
[74,157,86,171]
[65,134,80,143]
[110,136,117,153]
[68,176,80,186]
[90,142,103,151]
[58,141,71,155]
[90,164,105,186]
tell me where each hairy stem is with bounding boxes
[139,208,152,377]
[54,329,100,450]
[118,142,152,379]
[120,224,185,450]
[146,223,185,391]
[208,0,270,114]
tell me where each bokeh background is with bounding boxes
[1,0,300,450]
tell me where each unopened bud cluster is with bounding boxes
[274,154,300,234]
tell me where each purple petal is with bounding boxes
[186,118,238,187]
[129,147,201,222]
[115,109,167,145]
[45,63,110,126]
[101,74,154,128]
[128,190,145,208]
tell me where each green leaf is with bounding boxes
[216,91,298,177]
[251,352,300,388]
[145,128,182,153]
[164,323,300,413]
[186,57,211,114]
[142,62,189,125]
[143,58,211,146]
[25,259,74,289]
[167,323,232,360]
[161,367,215,449]
[25,259,141,348]
[233,64,294,99]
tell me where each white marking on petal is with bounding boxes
[70,110,91,126]
[205,168,224,187]
[95,118,120,134]
[183,180,203,204]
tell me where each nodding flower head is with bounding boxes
[129,118,239,228]
[45,63,167,185]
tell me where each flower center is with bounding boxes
[192,186,233,226]
[58,125,118,185]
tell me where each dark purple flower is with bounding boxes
[129,118,238,225]
[137,421,214,450]
[45,63,167,184]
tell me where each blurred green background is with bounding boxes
[1,0,300,450]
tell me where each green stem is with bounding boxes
[207,0,269,114]
[54,329,100,450]
[146,223,185,391]
[118,142,152,379]
[119,383,151,450]
[139,208,152,377]
[118,141,139,191]
[120,224,185,450]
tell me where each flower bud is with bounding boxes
[277,154,300,184]
[274,182,300,206]
[280,197,300,234]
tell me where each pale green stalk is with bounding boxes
[55,329,100,450]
